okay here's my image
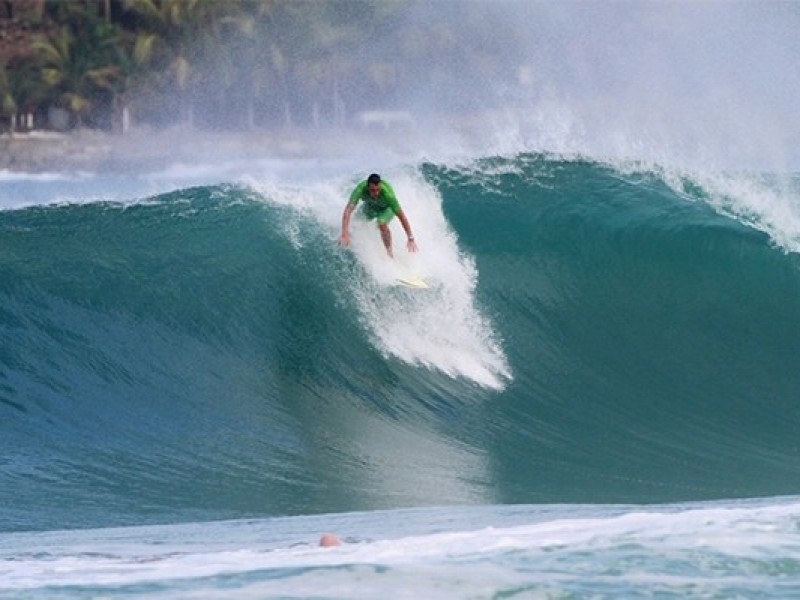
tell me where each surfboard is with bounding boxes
[392,256,428,289]
[396,275,429,289]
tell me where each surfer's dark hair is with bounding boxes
[367,173,381,184]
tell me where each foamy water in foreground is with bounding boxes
[3,500,800,599]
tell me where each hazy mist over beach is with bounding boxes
[376,1,800,171]
[190,1,798,171]
[505,2,800,171]
[213,0,796,172]
[4,1,797,175]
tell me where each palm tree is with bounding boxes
[249,1,345,129]
[33,16,120,129]
[0,61,43,136]
[255,1,401,130]
[123,0,249,129]
[102,30,156,133]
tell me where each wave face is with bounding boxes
[2,155,800,532]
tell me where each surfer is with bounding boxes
[340,173,418,258]
[319,533,341,547]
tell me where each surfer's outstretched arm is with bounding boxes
[396,210,418,253]
[340,202,356,247]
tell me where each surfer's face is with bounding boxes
[368,182,380,198]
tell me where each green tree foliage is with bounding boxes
[33,6,121,127]
[1,0,523,134]
[105,30,156,131]
[123,0,259,128]
[0,57,45,134]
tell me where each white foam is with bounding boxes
[614,162,800,255]
[686,172,800,254]
[0,168,93,183]
[6,499,800,594]
[246,170,511,389]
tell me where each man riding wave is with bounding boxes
[340,173,418,258]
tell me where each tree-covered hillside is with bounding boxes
[0,0,524,135]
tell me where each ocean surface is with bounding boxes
[2,151,800,597]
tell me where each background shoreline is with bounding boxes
[0,126,384,175]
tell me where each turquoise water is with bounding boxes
[2,153,800,596]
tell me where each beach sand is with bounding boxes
[0,112,494,175]
[0,125,372,174]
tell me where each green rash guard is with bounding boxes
[349,180,401,224]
